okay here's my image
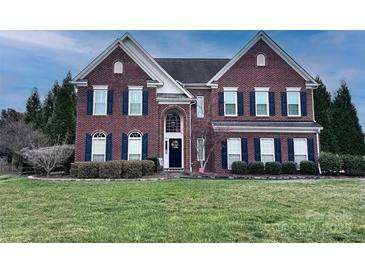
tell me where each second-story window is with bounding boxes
[255,91,269,116]
[93,87,107,115]
[287,92,301,116]
[129,86,142,116]
[224,91,237,116]
[197,96,204,118]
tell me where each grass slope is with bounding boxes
[0,176,364,242]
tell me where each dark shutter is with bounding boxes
[107,90,113,115]
[85,133,92,161]
[122,90,129,115]
[142,90,148,115]
[307,138,315,161]
[254,138,261,161]
[288,138,294,161]
[87,90,93,115]
[121,133,128,160]
[274,138,282,162]
[142,133,148,160]
[106,133,112,161]
[250,92,255,116]
[300,92,307,116]
[241,138,248,163]
[238,92,244,116]
[221,140,227,169]
[281,92,287,116]
[218,92,224,116]
[269,92,275,116]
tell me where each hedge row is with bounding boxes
[319,152,365,176]
[70,160,156,179]
[231,160,318,175]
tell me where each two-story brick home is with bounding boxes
[71,31,322,173]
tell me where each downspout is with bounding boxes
[189,99,197,173]
[316,130,321,174]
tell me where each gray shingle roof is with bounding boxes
[155,58,229,83]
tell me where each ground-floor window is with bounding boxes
[294,138,308,165]
[197,138,205,162]
[260,138,275,164]
[128,132,142,160]
[92,132,106,162]
[227,138,241,169]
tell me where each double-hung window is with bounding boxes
[224,90,237,116]
[197,138,205,162]
[93,87,107,115]
[92,132,106,162]
[287,91,301,116]
[197,96,204,118]
[260,138,275,164]
[227,138,241,169]
[129,86,142,116]
[255,91,269,116]
[294,138,308,165]
[128,132,142,160]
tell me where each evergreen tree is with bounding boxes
[42,81,59,131]
[313,76,337,152]
[24,87,42,129]
[331,81,365,155]
[47,72,76,144]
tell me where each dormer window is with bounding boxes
[256,54,266,67]
[114,61,123,74]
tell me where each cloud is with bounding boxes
[0,31,90,54]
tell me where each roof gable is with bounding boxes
[207,31,318,87]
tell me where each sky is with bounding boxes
[0,30,364,129]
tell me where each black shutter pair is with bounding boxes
[221,138,248,169]
[287,138,315,161]
[122,90,149,115]
[121,133,149,160]
[249,92,275,116]
[86,90,114,115]
[84,133,112,161]
[253,138,281,162]
[281,92,307,116]
[218,91,244,116]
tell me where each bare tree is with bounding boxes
[22,145,74,176]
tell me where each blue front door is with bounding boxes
[169,138,182,168]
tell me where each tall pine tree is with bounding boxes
[42,81,59,132]
[47,71,76,144]
[313,76,337,152]
[331,81,365,155]
[25,87,43,129]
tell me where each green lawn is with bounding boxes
[0,175,364,242]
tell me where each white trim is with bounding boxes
[254,87,270,92]
[255,91,269,117]
[212,125,323,133]
[286,87,302,92]
[207,31,318,86]
[223,87,238,91]
[287,91,301,117]
[92,89,107,116]
[158,101,191,105]
[128,87,143,116]
[260,138,275,164]
[196,96,204,118]
[71,80,88,87]
[310,88,316,121]
[93,85,108,90]
[224,91,238,117]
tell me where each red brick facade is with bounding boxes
[74,35,319,174]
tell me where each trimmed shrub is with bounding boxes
[142,160,155,176]
[99,161,123,179]
[300,160,318,175]
[265,162,282,175]
[231,161,248,175]
[281,161,297,174]
[248,161,265,175]
[146,156,160,172]
[77,162,99,179]
[319,152,343,175]
[341,154,365,176]
[122,160,142,178]
[70,162,79,177]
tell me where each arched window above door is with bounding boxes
[165,112,181,132]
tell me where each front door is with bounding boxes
[169,138,182,168]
